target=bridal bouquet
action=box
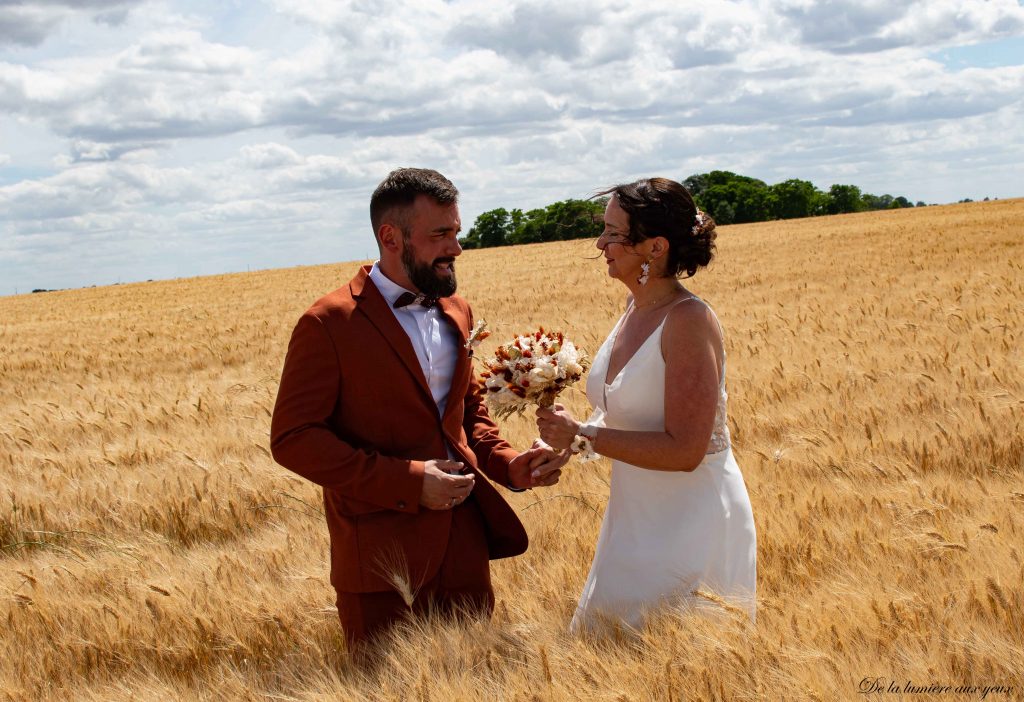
[472,324,590,420]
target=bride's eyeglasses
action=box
[596,229,634,250]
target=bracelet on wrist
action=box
[572,423,600,462]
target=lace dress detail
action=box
[707,364,731,454]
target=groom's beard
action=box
[402,241,457,298]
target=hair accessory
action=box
[692,210,708,235]
[637,260,650,286]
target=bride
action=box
[536,177,756,632]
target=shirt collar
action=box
[368,261,419,309]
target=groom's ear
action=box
[378,222,402,253]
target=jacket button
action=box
[397,500,406,509]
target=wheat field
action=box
[1,200,1022,701]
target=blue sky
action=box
[2,0,1023,295]
[932,35,1024,67]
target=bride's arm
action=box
[537,302,722,472]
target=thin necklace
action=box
[633,286,685,309]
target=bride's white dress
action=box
[571,298,757,632]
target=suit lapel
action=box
[438,296,471,424]
[350,266,434,403]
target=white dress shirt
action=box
[368,261,459,419]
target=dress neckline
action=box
[603,296,697,387]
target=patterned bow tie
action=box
[393,291,438,309]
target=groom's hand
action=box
[508,439,570,489]
[420,459,475,510]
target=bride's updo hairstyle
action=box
[598,177,717,279]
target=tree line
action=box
[459,170,931,249]
[684,171,922,225]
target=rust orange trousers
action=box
[335,496,495,650]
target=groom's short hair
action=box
[370,168,459,239]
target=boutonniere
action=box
[465,319,490,357]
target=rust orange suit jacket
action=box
[270,265,528,594]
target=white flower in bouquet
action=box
[477,327,590,420]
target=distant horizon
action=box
[3,1,1023,297]
[6,196,1018,299]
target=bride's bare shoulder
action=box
[663,297,723,346]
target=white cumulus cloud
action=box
[1,0,1022,294]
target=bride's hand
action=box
[536,403,579,451]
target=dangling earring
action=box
[637,259,651,286]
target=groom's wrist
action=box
[506,472,529,492]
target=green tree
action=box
[477,208,513,248]
[811,190,831,215]
[700,190,736,225]
[701,170,760,190]
[827,184,865,214]
[461,207,526,248]
[683,173,708,201]
[770,179,823,220]
[733,180,773,223]
[504,199,603,246]
[508,209,546,245]
[687,171,771,224]
[458,228,481,249]
[860,192,913,211]
[544,199,605,241]
[704,181,771,223]
[861,193,894,211]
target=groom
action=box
[270,167,567,649]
